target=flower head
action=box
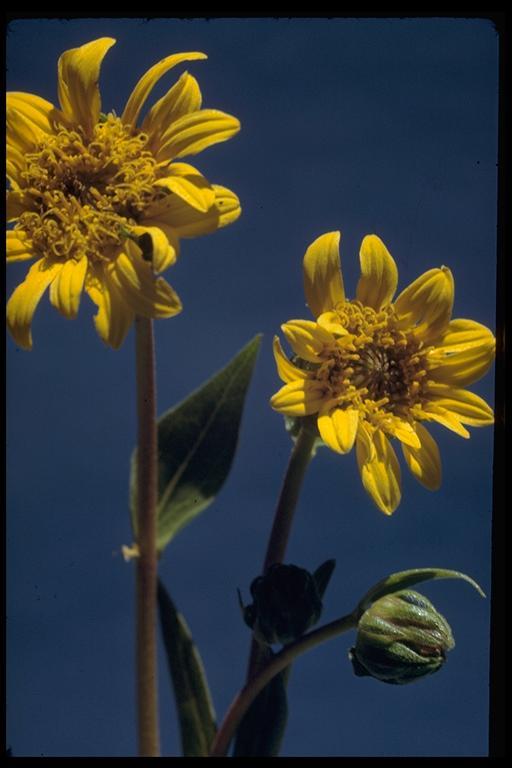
[241,563,324,646]
[349,590,454,685]
[270,232,495,514]
[6,38,241,349]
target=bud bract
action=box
[349,589,455,685]
[243,563,323,646]
[284,413,323,453]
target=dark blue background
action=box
[6,18,497,757]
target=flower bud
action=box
[242,563,323,646]
[349,590,455,685]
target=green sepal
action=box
[157,579,217,757]
[313,558,336,600]
[237,587,257,630]
[284,413,323,454]
[356,567,485,617]
[130,335,261,553]
[242,564,323,646]
[232,647,289,757]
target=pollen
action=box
[313,301,430,421]
[16,115,162,264]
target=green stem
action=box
[210,611,358,757]
[135,317,160,757]
[263,424,317,571]
[246,424,317,681]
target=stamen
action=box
[14,114,167,265]
[308,300,431,426]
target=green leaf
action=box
[131,335,261,553]
[232,647,289,757]
[157,579,217,757]
[356,567,485,616]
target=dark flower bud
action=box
[349,590,455,685]
[242,563,324,646]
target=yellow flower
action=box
[6,38,241,349]
[270,232,495,515]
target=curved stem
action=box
[246,425,317,680]
[135,317,160,757]
[210,611,358,757]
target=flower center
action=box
[315,301,429,418]
[15,115,162,263]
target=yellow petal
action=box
[401,422,442,491]
[6,106,43,153]
[122,52,207,129]
[145,184,240,238]
[419,405,470,438]
[394,266,454,343]
[7,191,29,223]
[58,38,116,135]
[316,311,348,336]
[111,247,182,319]
[281,319,332,362]
[6,230,34,262]
[356,426,401,515]
[142,71,202,144]
[6,257,63,349]
[356,234,398,310]
[213,185,242,230]
[7,91,57,136]
[303,231,345,319]
[425,382,494,426]
[318,407,359,454]
[434,317,496,353]
[85,264,134,349]
[270,379,325,417]
[129,225,178,273]
[156,109,240,162]
[154,163,215,212]
[384,417,421,449]
[272,336,308,383]
[428,343,496,387]
[7,142,27,183]
[136,221,180,273]
[49,255,88,318]
[355,419,376,462]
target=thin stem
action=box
[246,425,317,681]
[135,317,160,757]
[210,611,359,757]
[263,424,317,572]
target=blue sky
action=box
[6,17,498,757]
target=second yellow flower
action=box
[271,232,495,515]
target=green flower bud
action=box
[242,564,323,646]
[349,590,455,685]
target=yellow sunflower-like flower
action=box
[6,38,241,349]
[270,232,495,515]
